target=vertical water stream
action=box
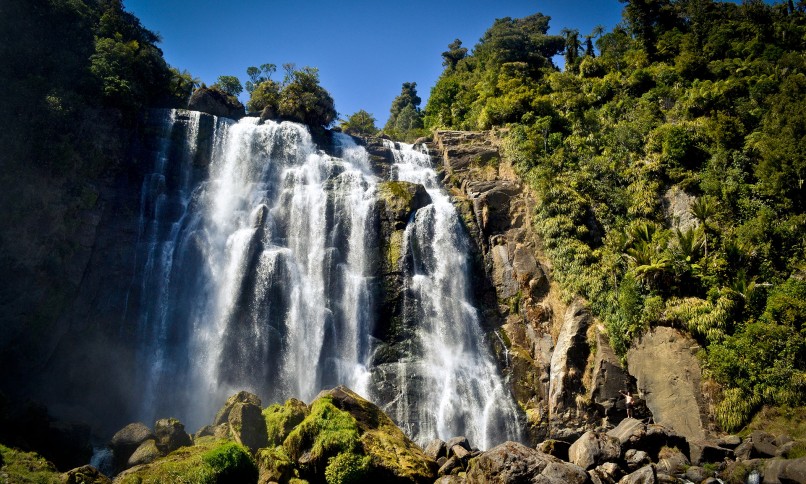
[129,110,521,447]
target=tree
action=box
[385,82,422,132]
[277,66,336,127]
[561,28,581,70]
[690,196,718,258]
[442,39,468,69]
[584,25,605,57]
[339,110,378,136]
[246,79,280,114]
[213,75,243,97]
[245,63,276,93]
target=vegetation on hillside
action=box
[0,0,193,175]
[424,0,806,431]
[244,63,337,127]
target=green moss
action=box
[202,441,257,482]
[116,437,255,484]
[264,398,309,447]
[379,181,415,203]
[283,398,361,465]
[324,452,371,484]
[257,446,295,482]
[0,444,60,484]
[386,230,404,269]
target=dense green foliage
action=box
[212,75,243,97]
[384,82,426,141]
[245,64,337,126]
[339,109,379,136]
[0,444,60,483]
[202,441,258,483]
[0,0,192,173]
[425,0,806,431]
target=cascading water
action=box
[383,140,522,449]
[128,109,521,448]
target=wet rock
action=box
[626,327,707,441]
[434,475,466,484]
[228,401,269,453]
[153,418,192,454]
[127,439,160,467]
[568,430,621,470]
[188,87,244,120]
[61,465,111,484]
[549,300,592,417]
[110,422,154,470]
[425,439,447,460]
[618,464,655,483]
[465,441,587,483]
[377,181,432,228]
[213,391,262,426]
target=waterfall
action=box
[128,109,521,448]
[382,140,522,449]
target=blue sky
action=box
[124,0,626,125]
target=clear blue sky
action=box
[124,0,626,125]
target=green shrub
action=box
[324,452,372,484]
[202,441,258,483]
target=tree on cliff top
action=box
[339,110,378,136]
[384,82,424,140]
[277,65,336,127]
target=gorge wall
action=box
[1,110,713,451]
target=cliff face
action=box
[426,130,712,444]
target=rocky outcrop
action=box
[153,418,192,454]
[430,130,561,442]
[627,327,708,441]
[187,87,245,120]
[568,430,621,470]
[109,422,154,471]
[548,301,592,419]
[589,331,634,421]
[465,441,588,483]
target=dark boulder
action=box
[187,87,244,120]
[213,391,262,426]
[109,422,154,470]
[228,401,268,453]
[61,465,112,484]
[153,418,192,454]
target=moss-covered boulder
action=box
[283,386,436,483]
[214,391,262,426]
[229,401,269,454]
[376,181,431,229]
[62,464,112,484]
[114,437,257,484]
[256,446,295,483]
[154,418,192,454]
[264,398,309,447]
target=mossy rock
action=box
[385,230,405,271]
[256,446,295,483]
[0,443,60,483]
[377,181,431,225]
[115,437,257,484]
[264,398,309,447]
[285,386,437,483]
